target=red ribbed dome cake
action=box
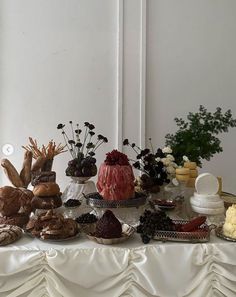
[96,150,135,200]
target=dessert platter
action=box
[86,210,135,245]
[25,209,79,241]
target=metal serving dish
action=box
[85,192,147,208]
[153,220,215,243]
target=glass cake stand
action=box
[85,193,148,227]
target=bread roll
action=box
[1,159,24,188]
[33,182,60,197]
[20,151,33,188]
[31,156,46,172]
[0,186,21,216]
[0,224,22,245]
[0,214,29,228]
[31,195,62,209]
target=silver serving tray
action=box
[215,225,236,242]
[85,192,147,208]
[153,220,214,243]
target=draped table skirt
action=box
[0,234,236,297]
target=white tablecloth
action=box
[0,233,236,297]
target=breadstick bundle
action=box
[1,138,66,188]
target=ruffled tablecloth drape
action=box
[0,235,236,297]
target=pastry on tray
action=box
[94,210,122,239]
[86,210,134,244]
[96,150,135,200]
[26,210,78,240]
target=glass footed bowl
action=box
[70,176,92,184]
[85,192,148,227]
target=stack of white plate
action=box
[190,173,225,215]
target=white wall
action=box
[1,0,236,193]
[146,0,236,193]
[0,0,118,188]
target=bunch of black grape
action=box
[137,210,174,244]
[76,213,98,224]
[65,156,97,177]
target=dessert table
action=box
[1,233,236,297]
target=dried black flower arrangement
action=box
[123,139,176,192]
[57,121,108,177]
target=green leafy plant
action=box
[165,105,236,167]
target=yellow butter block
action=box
[176,174,189,182]
[187,177,196,188]
[189,169,198,178]
[175,168,190,175]
[184,162,197,169]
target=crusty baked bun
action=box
[0,213,29,227]
[33,182,60,197]
[0,224,22,246]
[18,188,34,214]
[31,171,56,186]
[31,195,62,209]
[0,186,21,216]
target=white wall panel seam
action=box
[139,0,147,149]
[116,0,124,151]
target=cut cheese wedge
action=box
[190,196,224,209]
[189,169,198,178]
[191,205,225,215]
[175,168,190,175]
[176,174,189,182]
[187,178,196,188]
[184,162,197,169]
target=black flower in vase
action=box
[57,121,108,177]
[123,138,175,193]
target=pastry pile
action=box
[95,210,122,239]
[26,210,78,240]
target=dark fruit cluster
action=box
[137,210,174,244]
[66,155,97,177]
[76,213,98,224]
[86,192,103,200]
[64,199,81,208]
[105,150,130,166]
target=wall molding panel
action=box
[116,0,147,152]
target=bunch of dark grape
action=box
[76,213,98,224]
[86,192,103,200]
[64,199,81,208]
[137,210,174,244]
[65,156,97,177]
